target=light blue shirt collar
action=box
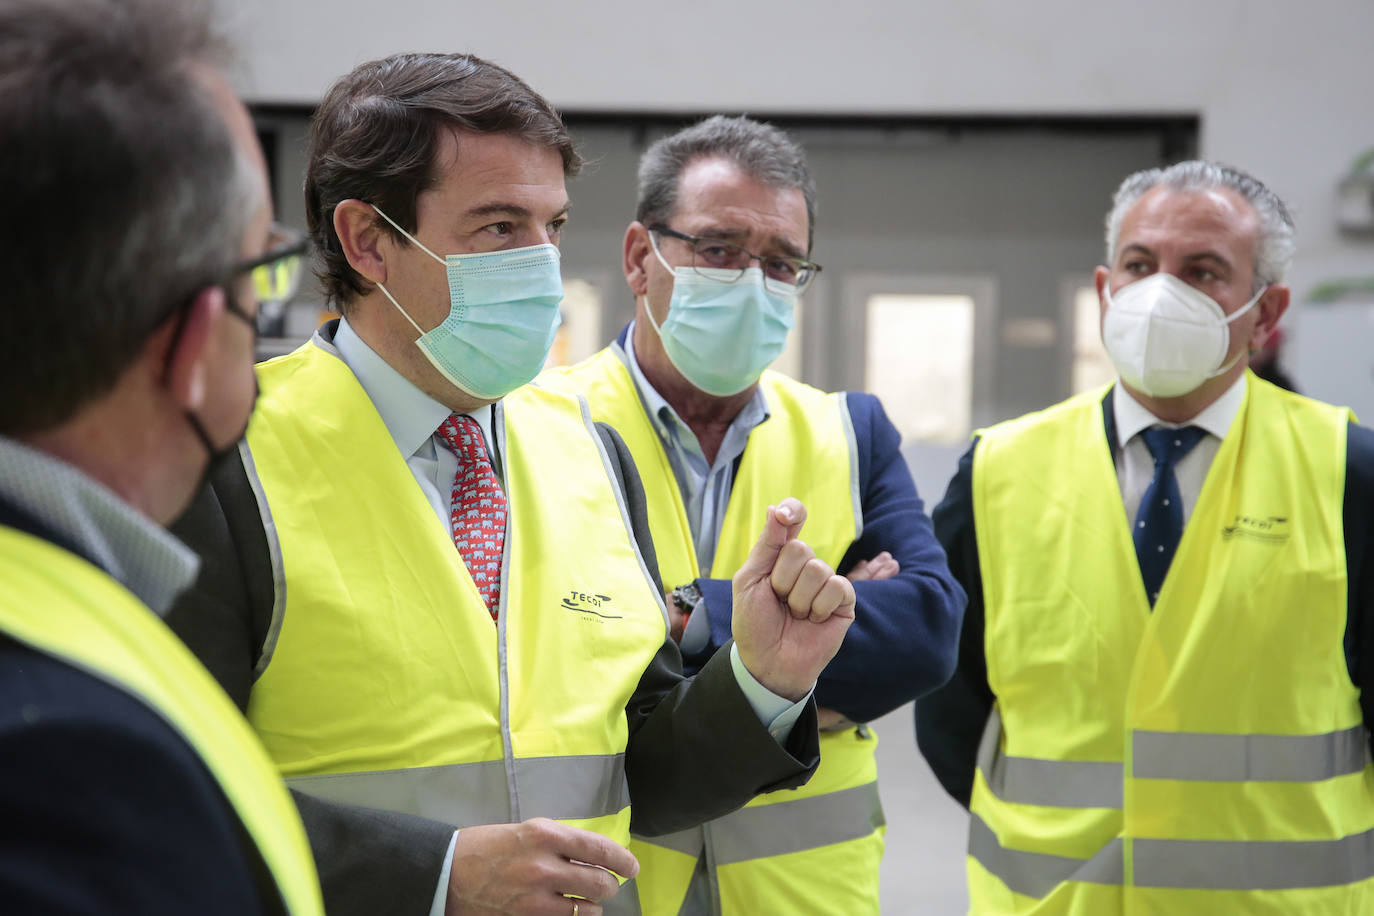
[0,435,198,615]
[332,317,494,458]
[622,321,770,453]
[622,321,770,574]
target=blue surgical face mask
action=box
[372,206,563,400]
[643,233,797,397]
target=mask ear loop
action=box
[640,229,679,340]
[647,229,677,274]
[375,281,426,336]
[371,205,446,265]
[369,204,445,336]
[1208,285,1268,378]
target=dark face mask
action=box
[181,292,259,490]
[183,375,258,487]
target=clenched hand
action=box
[447,818,638,916]
[730,498,856,702]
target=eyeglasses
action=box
[231,223,309,309]
[649,224,821,294]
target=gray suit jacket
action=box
[168,419,819,916]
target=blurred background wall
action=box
[218,2,1374,909]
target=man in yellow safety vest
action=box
[918,160,1374,914]
[0,1,322,912]
[541,115,966,915]
[169,54,856,916]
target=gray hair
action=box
[636,115,817,250]
[0,0,257,434]
[1105,160,1295,291]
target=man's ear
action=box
[334,199,390,285]
[623,221,652,297]
[1094,266,1111,317]
[1249,284,1291,353]
[161,286,223,412]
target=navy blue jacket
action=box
[642,346,966,722]
[0,499,284,915]
[915,390,1374,807]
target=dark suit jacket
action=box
[915,388,1374,807]
[0,500,285,915]
[681,389,966,722]
[608,322,966,722]
[168,410,821,916]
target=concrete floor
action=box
[874,703,970,915]
[865,445,972,914]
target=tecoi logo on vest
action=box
[560,590,624,620]
[1221,514,1291,544]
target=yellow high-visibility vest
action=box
[0,527,323,915]
[968,374,1374,914]
[240,337,669,860]
[542,346,884,915]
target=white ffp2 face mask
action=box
[1102,272,1264,398]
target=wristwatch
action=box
[670,582,703,617]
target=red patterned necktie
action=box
[435,415,507,618]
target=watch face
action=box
[674,584,702,612]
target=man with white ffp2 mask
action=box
[166,57,859,916]
[918,160,1374,913]
[540,115,965,916]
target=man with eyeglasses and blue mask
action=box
[917,161,1374,913]
[168,55,856,916]
[0,0,322,913]
[541,115,966,916]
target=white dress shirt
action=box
[1113,375,1247,527]
[330,319,808,913]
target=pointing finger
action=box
[734,499,808,585]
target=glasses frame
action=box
[229,224,309,307]
[648,224,821,293]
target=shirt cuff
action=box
[729,642,812,743]
[429,830,459,916]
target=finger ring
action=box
[572,902,579,916]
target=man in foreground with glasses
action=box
[0,0,322,912]
[168,55,859,916]
[541,115,966,915]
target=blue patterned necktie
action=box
[1134,426,1207,605]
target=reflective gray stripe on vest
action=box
[1133,726,1371,783]
[977,710,1371,809]
[1134,829,1374,890]
[972,815,1374,896]
[637,825,705,858]
[968,814,1123,898]
[636,781,884,868]
[976,709,1123,809]
[287,753,628,829]
[602,877,641,916]
[837,394,864,542]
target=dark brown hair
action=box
[305,52,581,313]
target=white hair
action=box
[1104,161,1295,291]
